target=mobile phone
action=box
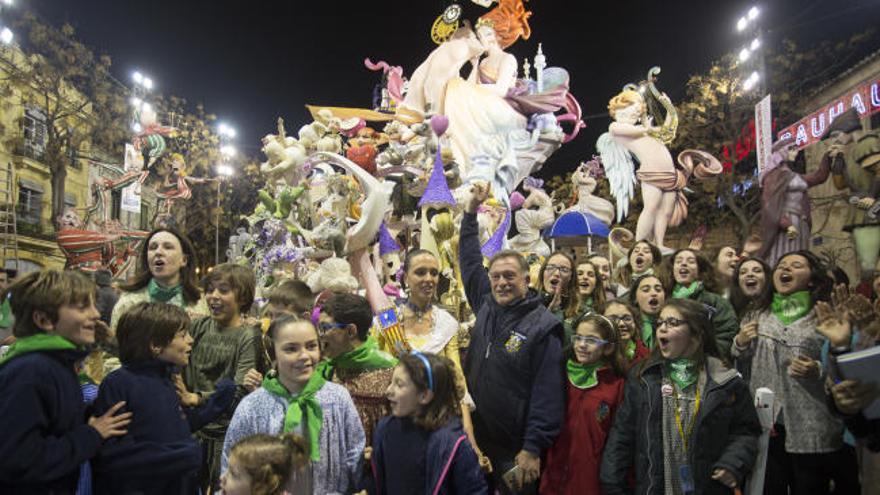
[502,465,522,490]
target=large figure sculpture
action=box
[826,109,880,286]
[757,135,831,267]
[599,69,720,252]
[564,159,615,225]
[508,177,554,256]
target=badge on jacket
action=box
[596,401,610,423]
[504,331,527,354]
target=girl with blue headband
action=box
[371,352,488,494]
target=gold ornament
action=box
[431,4,462,44]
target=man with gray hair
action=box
[460,182,564,494]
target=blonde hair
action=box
[607,90,645,119]
[229,433,309,495]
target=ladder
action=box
[0,163,19,272]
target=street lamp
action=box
[739,48,751,62]
[218,123,236,139]
[750,38,760,50]
[220,145,236,158]
[0,27,11,44]
[736,17,748,32]
[743,71,760,91]
[748,6,760,20]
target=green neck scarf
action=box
[316,336,397,380]
[641,315,655,350]
[262,372,326,461]
[579,296,595,313]
[771,290,813,325]
[667,357,698,390]
[631,267,654,282]
[0,334,77,367]
[624,339,637,360]
[567,359,604,389]
[148,278,183,304]
[672,281,702,300]
[0,299,12,329]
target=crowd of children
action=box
[0,222,878,495]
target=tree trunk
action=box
[50,163,67,232]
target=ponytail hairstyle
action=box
[229,433,309,495]
[398,352,461,430]
[568,312,627,378]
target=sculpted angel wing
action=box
[596,132,636,223]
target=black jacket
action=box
[92,360,234,494]
[459,212,565,460]
[0,349,104,495]
[600,357,761,495]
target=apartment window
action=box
[17,180,44,224]
[111,189,122,220]
[22,107,47,159]
[140,202,151,230]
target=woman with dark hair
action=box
[574,259,607,317]
[629,274,666,351]
[601,298,760,494]
[110,227,207,334]
[613,240,662,293]
[712,245,739,298]
[731,250,859,494]
[537,251,580,322]
[665,248,739,360]
[729,257,773,319]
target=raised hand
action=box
[466,181,491,214]
[815,300,852,347]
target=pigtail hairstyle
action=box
[229,433,309,495]
[399,352,461,430]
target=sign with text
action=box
[755,95,772,174]
[778,75,880,149]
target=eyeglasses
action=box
[545,265,572,275]
[317,322,348,336]
[655,317,686,329]
[572,335,608,347]
[606,314,634,324]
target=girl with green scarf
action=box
[542,313,627,493]
[730,251,855,494]
[221,317,364,495]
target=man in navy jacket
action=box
[459,182,565,494]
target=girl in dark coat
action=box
[541,314,626,494]
[92,302,233,495]
[371,352,487,495]
[601,298,761,495]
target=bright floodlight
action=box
[736,17,748,32]
[132,123,143,133]
[218,123,236,138]
[1,0,13,6]
[132,71,143,84]
[141,102,152,113]
[739,48,750,62]
[0,27,12,45]
[220,145,236,157]
[142,77,153,90]
[749,71,760,82]
[217,164,234,177]
[130,96,142,107]
[748,6,760,20]
[751,38,760,50]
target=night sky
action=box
[25,0,880,179]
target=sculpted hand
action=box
[89,401,133,439]
[785,225,799,239]
[857,197,876,210]
[831,379,879,415]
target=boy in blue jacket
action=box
[92,302,234,494]
[0,270,132,494]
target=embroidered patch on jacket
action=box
[596,401,610,423]
[504,331,527,354]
